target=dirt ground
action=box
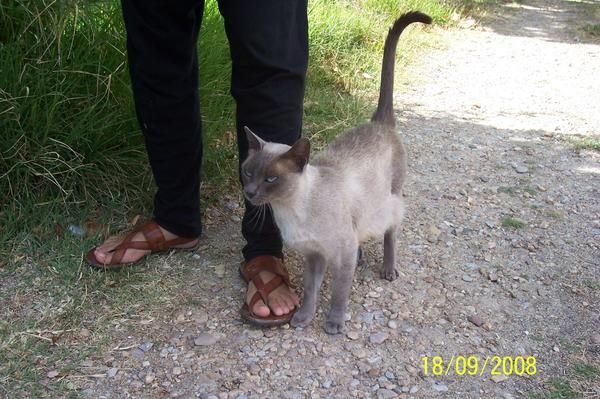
[76,0,599,397]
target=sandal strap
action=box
[242,255,291,286]
[109,220,196,264]
[242,255,296,317]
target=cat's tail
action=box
[371,11,432,126]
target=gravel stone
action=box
[106,368,118,378]
[194,333,218,346]
[376,388,397,399]
[432,382,448,392]
[144,373,155,384]
[369,332,389,344]
[467,315,484,327]
[512,163,529,174]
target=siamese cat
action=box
[241,12,432,334]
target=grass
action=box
[573,136,600,152]
[0,0,453,396]
[501,216,527,229]
[583,24,600,37]
[546,210,562,219]
[498,186,517,195]
[530,363,599,399]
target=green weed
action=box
[572,363,599,380]
[574,137,600,152]
[583,24,600,37]
[545,210,562,219]
[501,216,527,229]
[498,186,517,195]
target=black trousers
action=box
[121,0,308,260]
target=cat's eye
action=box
[265,176,278,183]
[243,169,252,178]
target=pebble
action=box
[224,201,239,211]
[139,342,153,352]
[47,370,59,378]
[410,386,419,394]
[591,334,600,345]
[246,329,264,339]
[387,320,398,329]
[467,315,484,327]
[106,367,119,378]
[491,374,508,383]
[353,349,368,359]
[321,379,333,389]
[144,373,155,384]
[462,274,474,282]
[377,388,397,399]
[214,264,225,278]
[79,328,91,338]
[347,331,360,340]
[67,224,85,236]
[489,270,499,282]
[192,309,209,323]
[432,382,448,392]
[464,263,479,270]
[405,365,418,375]
[172,367,183,376]
[362,312,375,323]
[194,333,218,346]
[369,332,390,344]
[130,348,145,359]
[512,163,529,174]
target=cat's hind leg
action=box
[382,226,399,281]
[357,246,366,268]
[291,253,326,328]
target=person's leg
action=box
[218,0,308,318]
[92,0,204,265]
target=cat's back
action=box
[312,122,401,167]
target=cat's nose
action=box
[244,184,258,199]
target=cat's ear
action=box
[282,137,310,172]
[244,126,266,153]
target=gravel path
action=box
[80,0,599,397]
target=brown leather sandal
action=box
[239,255,297,326]
[85,220,200,270]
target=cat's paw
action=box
[324,319,345,334]
[381,267,399,281]
[290,307,315,328]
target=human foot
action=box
[86,220,199,269]
[245,270,299,317]
[239,255,299,326]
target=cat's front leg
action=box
[291,253,326,328]
[325,248,358,334]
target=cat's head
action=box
[241,126,310,206]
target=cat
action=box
[240,11,432,334]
